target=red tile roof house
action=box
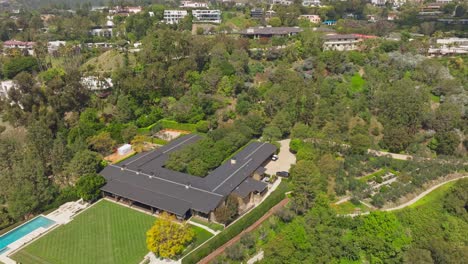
[3,40,36,55]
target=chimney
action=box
[231,157,237,165]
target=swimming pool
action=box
[0,216,55,252]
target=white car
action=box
[271,155,279,161]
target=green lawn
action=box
[12,200,213,264]
[190,217,224,232]
[332,201,372,215]
[408,181,456,209]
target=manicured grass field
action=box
[12,200,213,264]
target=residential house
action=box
[192,10,222,24]
[302,0,321,6]
[100,134,276,220]
[81,76,113,91]
[2,40,36,55]
[47,41,66,54]
[110,6,142,16]
[90,26,113,38]
[164,10,189,24]
[180,1,208,8]
[300,15,321,24]
[323,34,377,51]
[272,0,293,5]
[240,26,303,39]
[428,38,468,56]
[250,8,264,20]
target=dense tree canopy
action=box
[146,212,195,259]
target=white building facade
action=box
[164,10,189,24]
[180,1,208,8]
[192,10,221,24]
[302,0,321,7]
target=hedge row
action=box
[138,119,198,134]
[181,181,290,264]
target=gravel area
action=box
[265,139,296,176]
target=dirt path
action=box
[198,198,290,264]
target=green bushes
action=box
[182,181,290,264]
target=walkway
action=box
[344,174,467,217]
[367,149,413,161]
[247,250,264,264]
[186,220,219,235]
[198,198,290,264]
[383,175,467,212]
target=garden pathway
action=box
[344,174,467,217]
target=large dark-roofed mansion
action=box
[100,134,277,220]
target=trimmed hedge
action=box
[181,181,290,264]
[138,119,198,134]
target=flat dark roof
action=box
[240,27,303,36]
[100,134,276,216]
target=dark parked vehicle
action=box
[276,171,289,177]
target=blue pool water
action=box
[0,216,55,252]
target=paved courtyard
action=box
[265,139,296,176]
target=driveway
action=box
[265,139,296,176]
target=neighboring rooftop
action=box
[240,26,303,36]
[100,134,276,216]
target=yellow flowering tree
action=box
[146,212,195,259]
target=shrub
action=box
[225,243,245,261]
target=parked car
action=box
[276,171,289,177]
[271,154,279,161]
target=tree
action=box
[131,135,149,153]
[3,56,38,78]
[66,150,102,182]
[121,125,138,143]
[214,195,239,224]
[289,138,303,153]
[349,133,371,154]
[290,160,324,214]
[443,179,468,221]
[75,173,106,202]
[434,131,460,155]
[269,17,282,27]
[226,243,245,260]
[262,126,282,142]
[87,131,116,155]
[356,212,411,262]
[146,212,195,259]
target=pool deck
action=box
[0,200,89,263]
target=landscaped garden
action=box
[11,200,213,264]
